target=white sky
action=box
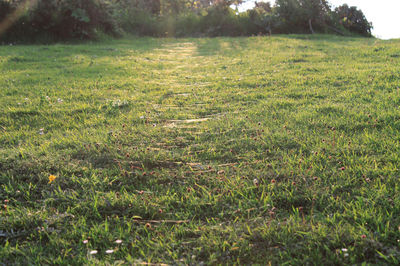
[239,0,400,39]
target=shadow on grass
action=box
[194,37,250,56]
[281,34,370,42]
[0,37,167,70]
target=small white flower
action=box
[105,249,114,254]
[82,240,88,244]
[344,253,349,257]
[39,128,44,135]
[140,116,145,119]
[253,178,259,186]
[57,98,63,103]
[89,250,98,255]
[115,239,123,244]
[341,248,348,252]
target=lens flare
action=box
[0,0,39,37]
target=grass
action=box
[1,34,400,264]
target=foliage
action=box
[114,2,160,36]
[299,0,331,32]
[274,0,304,32]
[333,4,373,37]
[275,0,342,34]
[114,1,259,37]
[0,0,120,43]
[0,0,374,42]
[1,35,400,264]
[0,0,11,20]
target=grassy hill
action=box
[1,35,400,264]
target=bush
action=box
[175,13,202,37]
[195,5,250,37]
[0,0,120,43]
[247,3,277,35]
[116,6,159,36]
[333,4,372,37]
[0,0,374,43]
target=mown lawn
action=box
[1,35,400,264]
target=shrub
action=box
[333,4,372,37]
[175,13,202,37]
[0,0,120,43]
[116,6,159,36]
[0,0,374,42]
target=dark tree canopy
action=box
[0,0,373,43]
[334,4,372,36]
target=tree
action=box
[255,1,272,13]
[334,4,372,36]
[299,0,331,33]
[275,0,332,33]
[117,0,161,15]
[275,0,303,32]
[160,0,188,15]
[249,1,275,35]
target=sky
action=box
[238,0,400,39]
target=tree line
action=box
[0,0,373,43]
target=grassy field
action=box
[1,35,400,264]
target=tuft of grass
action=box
[1,35,400,264]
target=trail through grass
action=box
[1,35,400,264]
